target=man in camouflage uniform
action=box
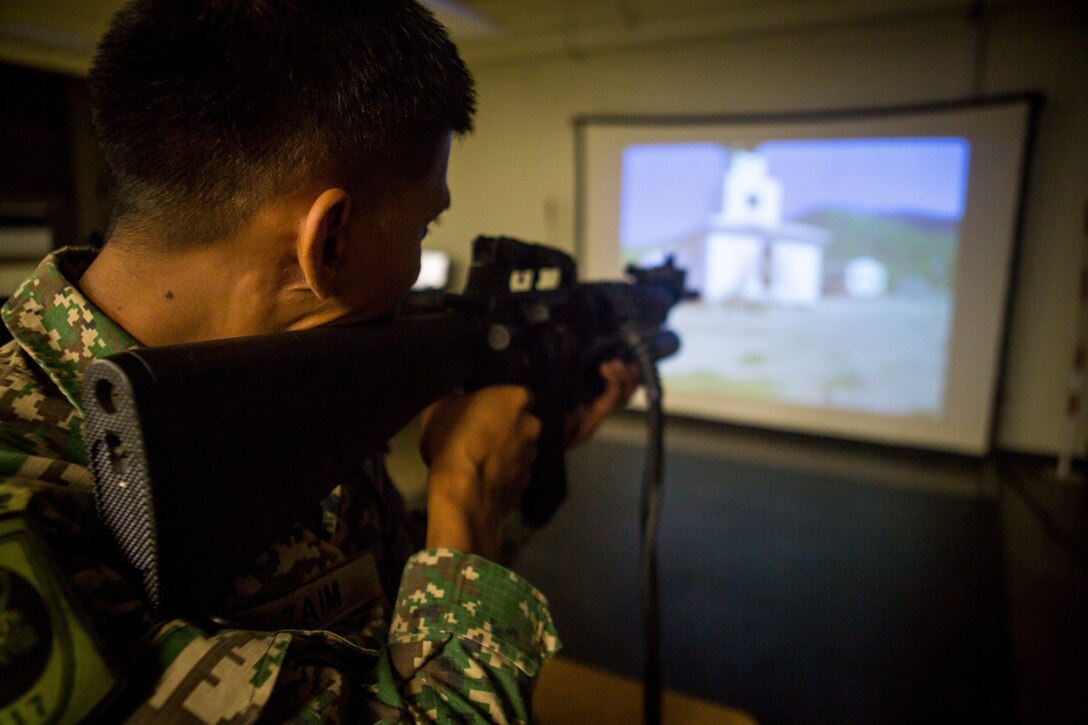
[0,1,636,722]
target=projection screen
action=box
[577,96,1038,455]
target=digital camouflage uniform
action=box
[0,249,558,723]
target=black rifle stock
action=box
[83,310,483,616]
[82,236,691,617]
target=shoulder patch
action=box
[0,514,118,723]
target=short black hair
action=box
[88,0,476,247]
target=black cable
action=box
[626,325,666,725]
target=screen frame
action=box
[574,94,1042,456]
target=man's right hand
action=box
[419,386,541,560]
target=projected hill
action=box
[811,210,959,294]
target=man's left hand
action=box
[566,360,641,448]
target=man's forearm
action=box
[425,479,505,560]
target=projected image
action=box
[619,138,970,417]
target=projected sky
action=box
[620,137,970,248]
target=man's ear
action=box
[298,188,351,300]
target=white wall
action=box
[427,1,1087,456]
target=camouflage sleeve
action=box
[374,548,560,723]
[127,549,559,724]
[4,481,559,724]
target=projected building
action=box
[672,151,829,306]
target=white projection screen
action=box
[577,96,1038,455]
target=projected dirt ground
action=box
[660,295,951,416]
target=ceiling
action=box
[0,0,1047,75]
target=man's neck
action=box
[78,229,299,346]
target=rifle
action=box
[82,236,692,617]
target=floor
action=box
[996,454,1087,724]
[504,414,1087,724]
[534,656,757,724]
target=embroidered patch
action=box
[0,516,117,723]
[218,553,383,631]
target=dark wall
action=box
[0,62,110,250]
